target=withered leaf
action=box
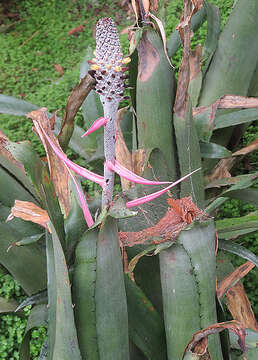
[27,108,71,217]
[233,139,258,156]
[7,200,49,229]
[217,261,255,300]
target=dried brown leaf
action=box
[68,24,84,36]
[119,197,208,247]
[189,44,202,81]
[137,31,160,82]
[132,148,146,176]
[174,0,203,117]
[217,261,255,300]
[226,282,258,331]
[206,158,236,183]
[193,95,258,117]
[115,107,133,191]
[233,138,258,156]
[7,200,49,229]
[27,108,71,217]
[184,320,247,358]
[53,64,63,76]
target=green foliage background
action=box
[0,0,257,358]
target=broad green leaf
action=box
[225,188,258,207]
[46,225,82,360]
[214,108,258,130]
[15,290,48,312]
[4,139,44,200]
[19,304,48,360]
[0,297,19,314]
[174,99,204,208]
[0,166,36,207]
[0,222,47,295]
[219,239,258,267]
[216,212,258,240]
[72,229,99,359]
[198,0,258,148]
[202,0,221,73]
[200,141,232,158]
[160,220,223,360]
[124,274,167,360]
[0,94,96,161]
[95,217,129,360]
[136,27,177,180]
[167,6,206,58]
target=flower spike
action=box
[106,160,172,186]
[126,168,201,208]
[38,123,105,187]
[81,117,109,137]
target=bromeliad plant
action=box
[0,1,258,359]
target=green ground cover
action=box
[0,0,257,358]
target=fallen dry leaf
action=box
[206,157,236,183]
[53,64,63,76]
[7,200,49,229]
[68,24,84,36]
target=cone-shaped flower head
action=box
[90,18,129,103]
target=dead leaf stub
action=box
[119,197,208,247]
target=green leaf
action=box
[124,274,167,360]
[0,222,47,295]
[0,297,19,314]
[198,0,258,148]
[0,94,96,162]
[95,217,129,360]
[80,46,104,129]
[136,27,177,180]
[200,141,232,158]
[15,290,48,312]
[225,188,258,207]
[216,212,258,239]
[0,165,36,208]
[218,239,258,267]
[214,108,258,130]
[72,229,99,360]
[174,99,204,208]
[202,0,221,73]
[46,225,82,360]
[160,220,223,360]
[19,304,48,360]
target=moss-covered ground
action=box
[0,0,257,358]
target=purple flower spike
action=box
[106,160,172,186]
[38,123,105,187]
[81,117,109,137]
[126,168,201,208]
